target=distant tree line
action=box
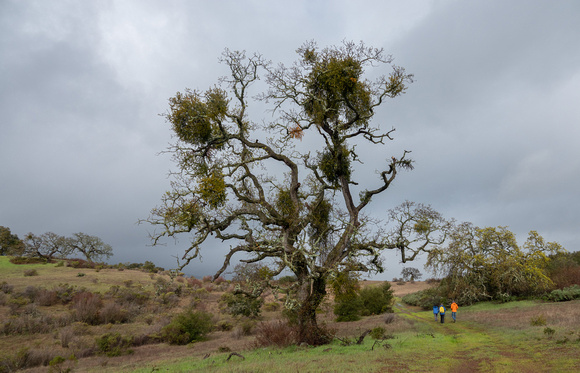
[0,226,113,263]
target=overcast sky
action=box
[1,0,579,280]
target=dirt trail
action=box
[393,302,552,372]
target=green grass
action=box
[106,299,580,372]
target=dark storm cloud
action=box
[1,0,579,279]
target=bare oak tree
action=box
[145,41,447,344]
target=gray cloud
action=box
[1,0,578,280]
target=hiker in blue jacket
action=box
[433,304,439,321]
[439,304,446,323]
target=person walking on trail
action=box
[433,304,439,321]
[439,304,446,323]
[450,301,458,323]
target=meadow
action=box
[0,257,578,372]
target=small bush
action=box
[370,326,386,340]
[59,326,75,348]
[384,313,396,324]
[1,281,14,294]
[48,355,77,373]
[530,314,547,326]
[402,287,443,309]
[115,287,150,306]
[359,282,395,315]
[100,302,129,324]
[95,332,134,357]
[546,285,580,302]
[187,277,203,289]
[221,292,264,318]
[160,308,213,345]
[23,285,39,301]
[333,297,362,322]
[544,327,556,337]
[254,321,298,348]
[10,256,46,264]
[24,269,38,277]
[72,292,103,325]
[36,289,59,306]
[217,320,233,331]
[331,272,362,322]
[53,283,78,304]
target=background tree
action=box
[24,232,72,261]
[67,233,113,262]
[145,41,448,344]
[401,267,422,282]
[426,223,565,304]
[0,226,25,256]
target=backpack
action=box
[439,306,445,314]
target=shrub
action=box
[384,313,396,324]
[24,269,38,277]
[331,272,362,322]
[158,292,180,307]
[23,285,39,301]
[59,326,75,348]
[530,314,547,326]
[48,355,77,373]
[95,332,134,357]
[544,327,556,337]
[115,287,150,306]
[402,287,444,309]
[8,295,29,314]
[217,320,233,331]
[546,285,580,302]
[1,313,54,335]
[99,302,129,324]
[550,265,580,289]
[214,276,227,285]
[370,326,386,340]
[160,308,213,345]
[10,256,46,264]
[359,282,395,315]
[36,289,59,306]
[254,321,298,348]
[71,292,103,325]
[220,292,263,318]
[67,259,95,269]
[53,283,78,304]
[187,277,203,289]
[1,281,14,294]
[333,296,362,321]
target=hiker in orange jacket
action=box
[450,300,458,322]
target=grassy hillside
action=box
[1,257,579,372]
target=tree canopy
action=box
[146,41,448,344]
[0,226,24,256]
[426,223,565,304]
[20,231,113,263]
